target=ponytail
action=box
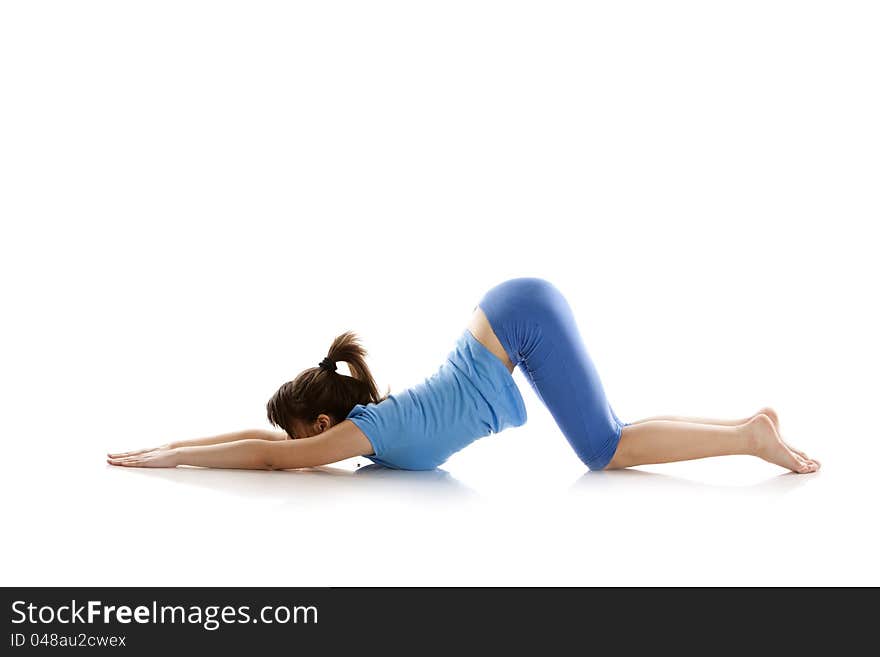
[325,331,383,404]
[266,331,386,437]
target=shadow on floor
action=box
[573,467,817,496]
[107,461,817,504]
[108,462,476,502]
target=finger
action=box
[125,447,156,456]
[108,458,137,467]
[109,456,143,466]
[108,448,155,458]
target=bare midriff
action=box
[466,307,515,373]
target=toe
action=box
[784,446,809,473]
[789,447,822,468]
[795,455,820,474]
[789,446,820,469]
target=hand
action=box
[107,447,179,468]
[107,443,172,460]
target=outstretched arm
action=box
[107,420,373,470]
[108,428,289,460]
[171,428,290,448]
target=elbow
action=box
[261,443,298,471]
[258,439,325,471]
[246,442,279,470]
[260,453,279,470]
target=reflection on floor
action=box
[3,439,875,587]
[573,467,813,496]
[118,463,476,502]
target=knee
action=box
[505,277,566,311]
[601,428,630,470]
[513,277,559,296]
[588,425,628,470]
[602,449,628,470]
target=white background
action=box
[1,1,877,586]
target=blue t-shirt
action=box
[346,330,527,470]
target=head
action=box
[266,331,385,439]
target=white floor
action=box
[4,411,876,587]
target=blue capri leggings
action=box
[477,277,626,470]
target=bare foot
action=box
[753,407,821,469]
[756,406,779,429]
[748,414,818,474]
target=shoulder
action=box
[346,395,396,419]
[264,419,375,468]
[326,419,375,459]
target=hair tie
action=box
[318,357,337,373]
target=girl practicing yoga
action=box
[108,278,820,474]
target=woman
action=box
[108,278,819,474]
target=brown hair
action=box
[266,331,385,437]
